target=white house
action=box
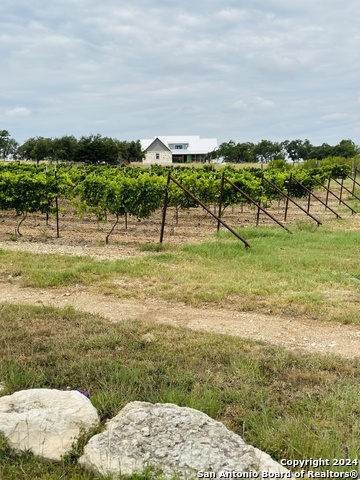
[140,136,218,164]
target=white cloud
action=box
[5,107,31,117]
[216,8,248,22]
[320,113,350,122]
[254,96,275,109]
[233,100,249,110]
[233,96,275,110]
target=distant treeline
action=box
[0,130,359,165]
[0,131,143,164]
[213,139,359,164]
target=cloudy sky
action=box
[1,0,359,147]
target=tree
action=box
[234,142,255,163]
[6,138,19,159]
[117,140,144,163]
[0,130,10,158]
[216,141,255,163]
[17,137,37,160]
[74,134,119,165]
[253,140,283,164]
[309,143,334,160]
[52,136,78,163]
[282,139,313,163]
[0,130,18,159]
[334,139,359,158]
[17,137,53,164]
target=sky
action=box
[1,0,359,147]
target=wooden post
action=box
[284,174,292,221]
[352,169,357,195]
[160,171,171,243]
[53,164,60,238]
[45,165,49,226]
[325,176,330,209]
[339,177,344,205]
[256,200,261,226]
[217,171,225,232]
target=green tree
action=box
[253,140,283,164]
[18,137,53,165]
[0,130,19,159]
[216,141,255,163]
[6,138,19,159]
[309,143,334,160]
[0,130,10,158]
[17,137,37,160]
[282,139,312,163]
[74,134,119,165]
[334,139,359,158]
[52,136,78,163]
[117,140,144,164]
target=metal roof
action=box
[141,135,217,154]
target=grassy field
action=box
[1,217,359,324]
[0,304,359,479]
[0,216,359,479]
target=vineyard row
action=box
[0,163,357,244]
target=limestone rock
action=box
[0,388,99,461]
[79,401,289,479]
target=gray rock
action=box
[79,401,289,479]
[0,388,99,461]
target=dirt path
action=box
[1,210,360,362]
[1,281,359,360]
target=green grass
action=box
[1,218,359,323]
[0,304,359,479]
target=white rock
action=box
[0,388,99,461]
[79,401,289,479]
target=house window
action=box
[175,145,183,149]
[156,153,160,160]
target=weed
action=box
[294,220,319,232]
[0,304,359,478]
[138,243,170,253]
